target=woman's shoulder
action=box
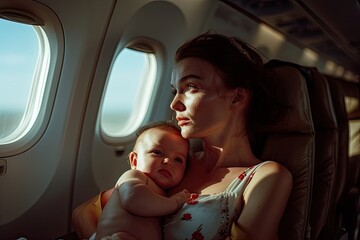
[253,161,292,183]
[229,160,290,175]
[243,160,293,201]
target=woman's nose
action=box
[170,94,185,111]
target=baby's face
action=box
[133,128,188,189]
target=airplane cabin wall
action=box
[0,0,117,239]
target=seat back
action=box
[266,60,339,239]
[261,63,315,240]
[325,75,354,235]
[306,68,338,239]
[326,76,350,219]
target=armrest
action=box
[56,231,80,240]
[318,226,348,240]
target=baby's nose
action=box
[163,157,172,165]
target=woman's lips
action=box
[176,117,190,127]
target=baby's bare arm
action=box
[169,190,191,209]
[118,179,190,216]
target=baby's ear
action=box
[129,151,138,169]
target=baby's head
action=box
[129,121,189,189]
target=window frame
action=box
[98,40,163,145]
[0,24,49,144]
[0,5,64,157]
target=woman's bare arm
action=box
[72,188,114,239]
[235,161,293,240]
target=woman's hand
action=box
[72,189,114,239]
[72,195,101,239]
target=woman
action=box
[72,33,292,240]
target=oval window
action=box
[100,47,157,141]
[0,19,50,144]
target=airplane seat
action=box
[305,68,344,240]
[324,76,349,227]
[265,60,343,240]
[259,63,315,240]
[326,75,360,240]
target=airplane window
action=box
[345,96,360,157]
[100,47,157,140]
[0,19,50,144]
[349,120,360,157]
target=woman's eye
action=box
[152,150,163,156]
[185,84,198,91]
[171,87,177,95]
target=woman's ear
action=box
[231,87,252,110]
[129,151,138,169]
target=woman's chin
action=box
[180,129,193,139]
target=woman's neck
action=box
[200,132,259,172]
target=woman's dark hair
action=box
[175,32,280,155]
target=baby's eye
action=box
[174,157,184,164]
[171,87,177,95]
[152,150,163,156]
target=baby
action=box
[93,121,190,240]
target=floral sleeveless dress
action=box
[163,161,270,240]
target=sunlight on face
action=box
[170,58,235,139]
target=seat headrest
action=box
[259,65,314,134]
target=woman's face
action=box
[170,57,235,139]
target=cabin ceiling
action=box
[224,0,360,76]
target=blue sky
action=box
[0,18,145,113]
[0,18,38,111]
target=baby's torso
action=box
[164,161,269,240]
[96,184,163,240]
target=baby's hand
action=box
[100,232,139,240]
[170,189,191,210]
